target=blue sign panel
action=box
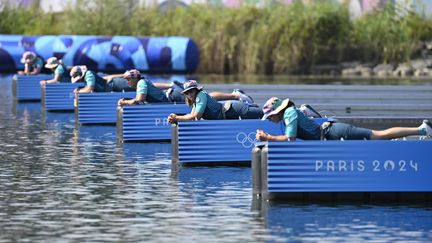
[13,74,52,101]
[267,140,432,192]
[177,120,285,163]
[121,104,191,141]
[45,83,83,111]
[77,92,136,124]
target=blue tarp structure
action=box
[0,35,199,73]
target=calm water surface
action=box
[1,75,432,242]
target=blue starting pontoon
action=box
[42,83,83,111]
[117,104,191,142]
[75,92,135,125]
[12,74,52,101]
[252,140,432,203]
[172,118,329,165]
[172,120,285,165]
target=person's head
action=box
[181,80,202,106]
[44,57,61,70]
[122,69,141,87]
[262,97,294,123]
[70,65,88,83]
[20,51,36,64]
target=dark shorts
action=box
[224,101,263,119]
[325,123,372,140]
[107,78,135,92]
[59,76,71,83]
[167,81,185,103]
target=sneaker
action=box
[419,119,432,137]
[232,89,254,104]
[166,87,173,95]
[299,104,322,118]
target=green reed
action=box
[0,1,430,74]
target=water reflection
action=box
[170,166,281,242]
[253,199,432,241]
[1,75,432,242]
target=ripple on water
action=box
[0,76,432,242]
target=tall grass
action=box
[0,1,431,74]
[349,4,413,64]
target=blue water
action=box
[1,75,432,242]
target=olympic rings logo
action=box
[383,160,395,171]
[236,132,258,148]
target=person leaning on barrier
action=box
[40,57,71,86]
[18,51,44,75]
[167,80,263,123]
[70,65,108,93]
[70,65,133,94]
[101,73,135,92]
[117,69,185,106]
[256,97,432,142]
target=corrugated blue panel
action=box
[13,74,52,101]
[267,140,432,192]
[45,83,83,111]
[122,104,191,141]
[177,120,285,163]
[77,92,136,124]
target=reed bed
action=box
[0,0,430,74]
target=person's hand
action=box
[23,63,30,74]
[167,113,177,124]
[256,130,268,141]
[40,80,47,86]
[118,98,125,106]
[73,88,79,94]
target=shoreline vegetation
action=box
[1,0,432,76]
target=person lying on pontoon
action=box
[117,70,255,106]
[117,69,185,106]
[40,57,70,86]
[167,80,262,123]
[18,51,44,75]
[256,97,432,141]
[70,65,132,94]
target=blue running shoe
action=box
[419,119,432,137]
[299,104,322,118]
[232,89,254,105]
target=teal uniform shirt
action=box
[83,70,107,92]
[284,107,321,140]
[29,57,43,72]
[136,78,169,103]
[193,91,224,120]
[53,64,70,83]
